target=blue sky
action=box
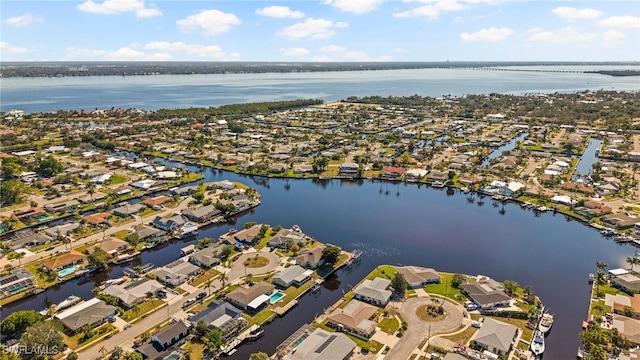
[1,0,639,61]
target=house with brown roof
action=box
[296,246,325,269]
[41,250,86,273]
[84,212,110,226]
[613,294,640,319]
[232,224,262,245]
[93,237,130,256]
[396,266,440,288]
[382,166,405,179]
[326,300,378,340]
[225,281,275,312]
[461,281,511,310]
[143,195,172,209]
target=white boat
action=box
[530,331,545,356]
[538,313,554,334]
[56,295,82,311]
[178,222,199,238]
[292,224,302,233]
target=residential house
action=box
[210,180,235,191]
[152,215,186,232]
[382,166,405,179]
[611,314,640,345]
[232,224,262,245]
[129,225,166,243]
[326,300,378,340]
[181,205,222,223]
[45,200,80,213]
[339,162,359,177]
[294,164,314,174]
[153,259,200,287]
[137,321,190,360]
[461,281,511,310]
[296,246,325,269]
[273,265,314,288]
[281,328,356,360]
[189,244,225,269]
[612,273,640,294]
[613,294,640,319]
[353,277,392,307]
[396,266,440,288]
[405,168,428,181]
[93,237,130,257]
[41,250,86,273]
[84,212,110,227]
[0,269,37,299]
[103,278,165,308]
[189,301,244,335]
[603,213,640,230]
[473,318,519,356]
[143,195,172,209]
[11,208,47,223]
[113,203,145,218]
[43,223,79,238]
[267,229,306,249]
[225,281,275,312]
[130,179,157,190]
[6,229,51,250]
[56,298,116,333]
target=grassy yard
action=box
[242,310,276,328]
[366,265,397,280]
[378,317,400,334]
[121,300,165,322]
[441,325,477,345]
[423,273,465,303]
[112,230,130,241]
[107,174,129,185]
[253,230,273,250]
[65,323,116,350]
[486,316,533,342]
[191,269,220,287]
[243,255,270,268]
[183,341,205,360]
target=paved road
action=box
[385,296,464,360]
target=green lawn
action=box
[112,230,130,241]
[423,273,465,303]
[191,269,220,287]
[107,174,128,185]
[65,323,116,350]
[378,317,400,334]
[121,300,165,322]
[253,230,273,250]
[441,325,477,345]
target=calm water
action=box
[2,66,640,113]
[3,163,634,359]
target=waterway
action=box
[3,161,635,359]
[482,132,529,165]
[574,139,603,177]
[2,66,639,113]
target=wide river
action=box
[1,65,639,113]
[1,66,639,359]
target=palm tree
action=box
[141,331,151,343]
[594,270,607,298]
[205,278,214,296]
[132,304,140,319]
[87,182,97,200]
[99,346,108,358]
[626,256,638,271]
[595,261,608,272]
[7,251,24,266]
[221,272,229,288]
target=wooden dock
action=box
[274,300,298,316]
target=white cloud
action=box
[177,10,241,36]
[77,0,162,18]
[255,6,304,19]
[599,15,640,29]
[3,13,42,27]
[321,45,346,52]
[0,42,28,54]
[394,0,466,19]
[323,0,384,14]
[526,27,597,43]
[63,47,107,59]
[394,48,411,54]
[279,18,348,40]
[602,30,625,47]
[460,27,513,42]
[144,41,239,59]
[281,48,309,56]
[552,7,602,20]
[104,46,171,60]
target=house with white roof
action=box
[353,277,392,307]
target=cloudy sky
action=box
[1,0,639,62]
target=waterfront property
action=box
[129,225,165,243]
[152,259,200,287]
[272,265,314,288]
[136,321,190,360]
[41,250,86,274]
[230,224,262,245]
[472,318,519,356]
[6,229,51,250]
[189,301,245,335]
[103,277,165,308]
[181,205,222,223]
[152,215,186,232]
[189,243,224,268]
[267,229,307,249]
[353,277,392,307]
[281,327,356,360]
[225,281,275,312]
[338,162,359,177]
[0,268,36,299]
[461,280,511,310]
[113,203,145,218]
[325,299,378,340]
[295,246,325,269]
[92,237,130,257]
[396,266,440,288]
[611,273,640,294]
[56,298,116,333]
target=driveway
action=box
[385,296,463,360]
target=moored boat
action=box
[530,330,545,356]
[56,295,82,311]
[292,224,302,233]
[538,313,554,334]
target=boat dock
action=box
[274,300,298,316]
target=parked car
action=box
[471,321,482,328]
[182,298,196,308]
[196,292,206,300]
[133,339,142,347]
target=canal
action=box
[3,162,633,359]
[574,138,603,177]
[482,132,529,165]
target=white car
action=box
[471,321,482,328]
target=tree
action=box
[67,352,79,360]
[87,247,109,270]
[19,321,65,360]
[0,179,27,205]
[243,221,257,229]
[502,280,519,296]
[126,352,143,360]
[1,310,44,338]
[141,331,151,343]
[36,155,64,177]
[391,272,408,296]
[249,352,269,360]
[321,245,342,266]
[451,273,465,289]
[595,261,608,271]
[627,256,639,271]
[204,329,224,354]
[1,158,21,179]
[205,278,214,296]
[195,321,208,338]
[132,304,141,319]
[595,270,607,297]
[6,251,24,266]
[99,346,108,358]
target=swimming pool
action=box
[58,266,76,277]
[269,291,285,305]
